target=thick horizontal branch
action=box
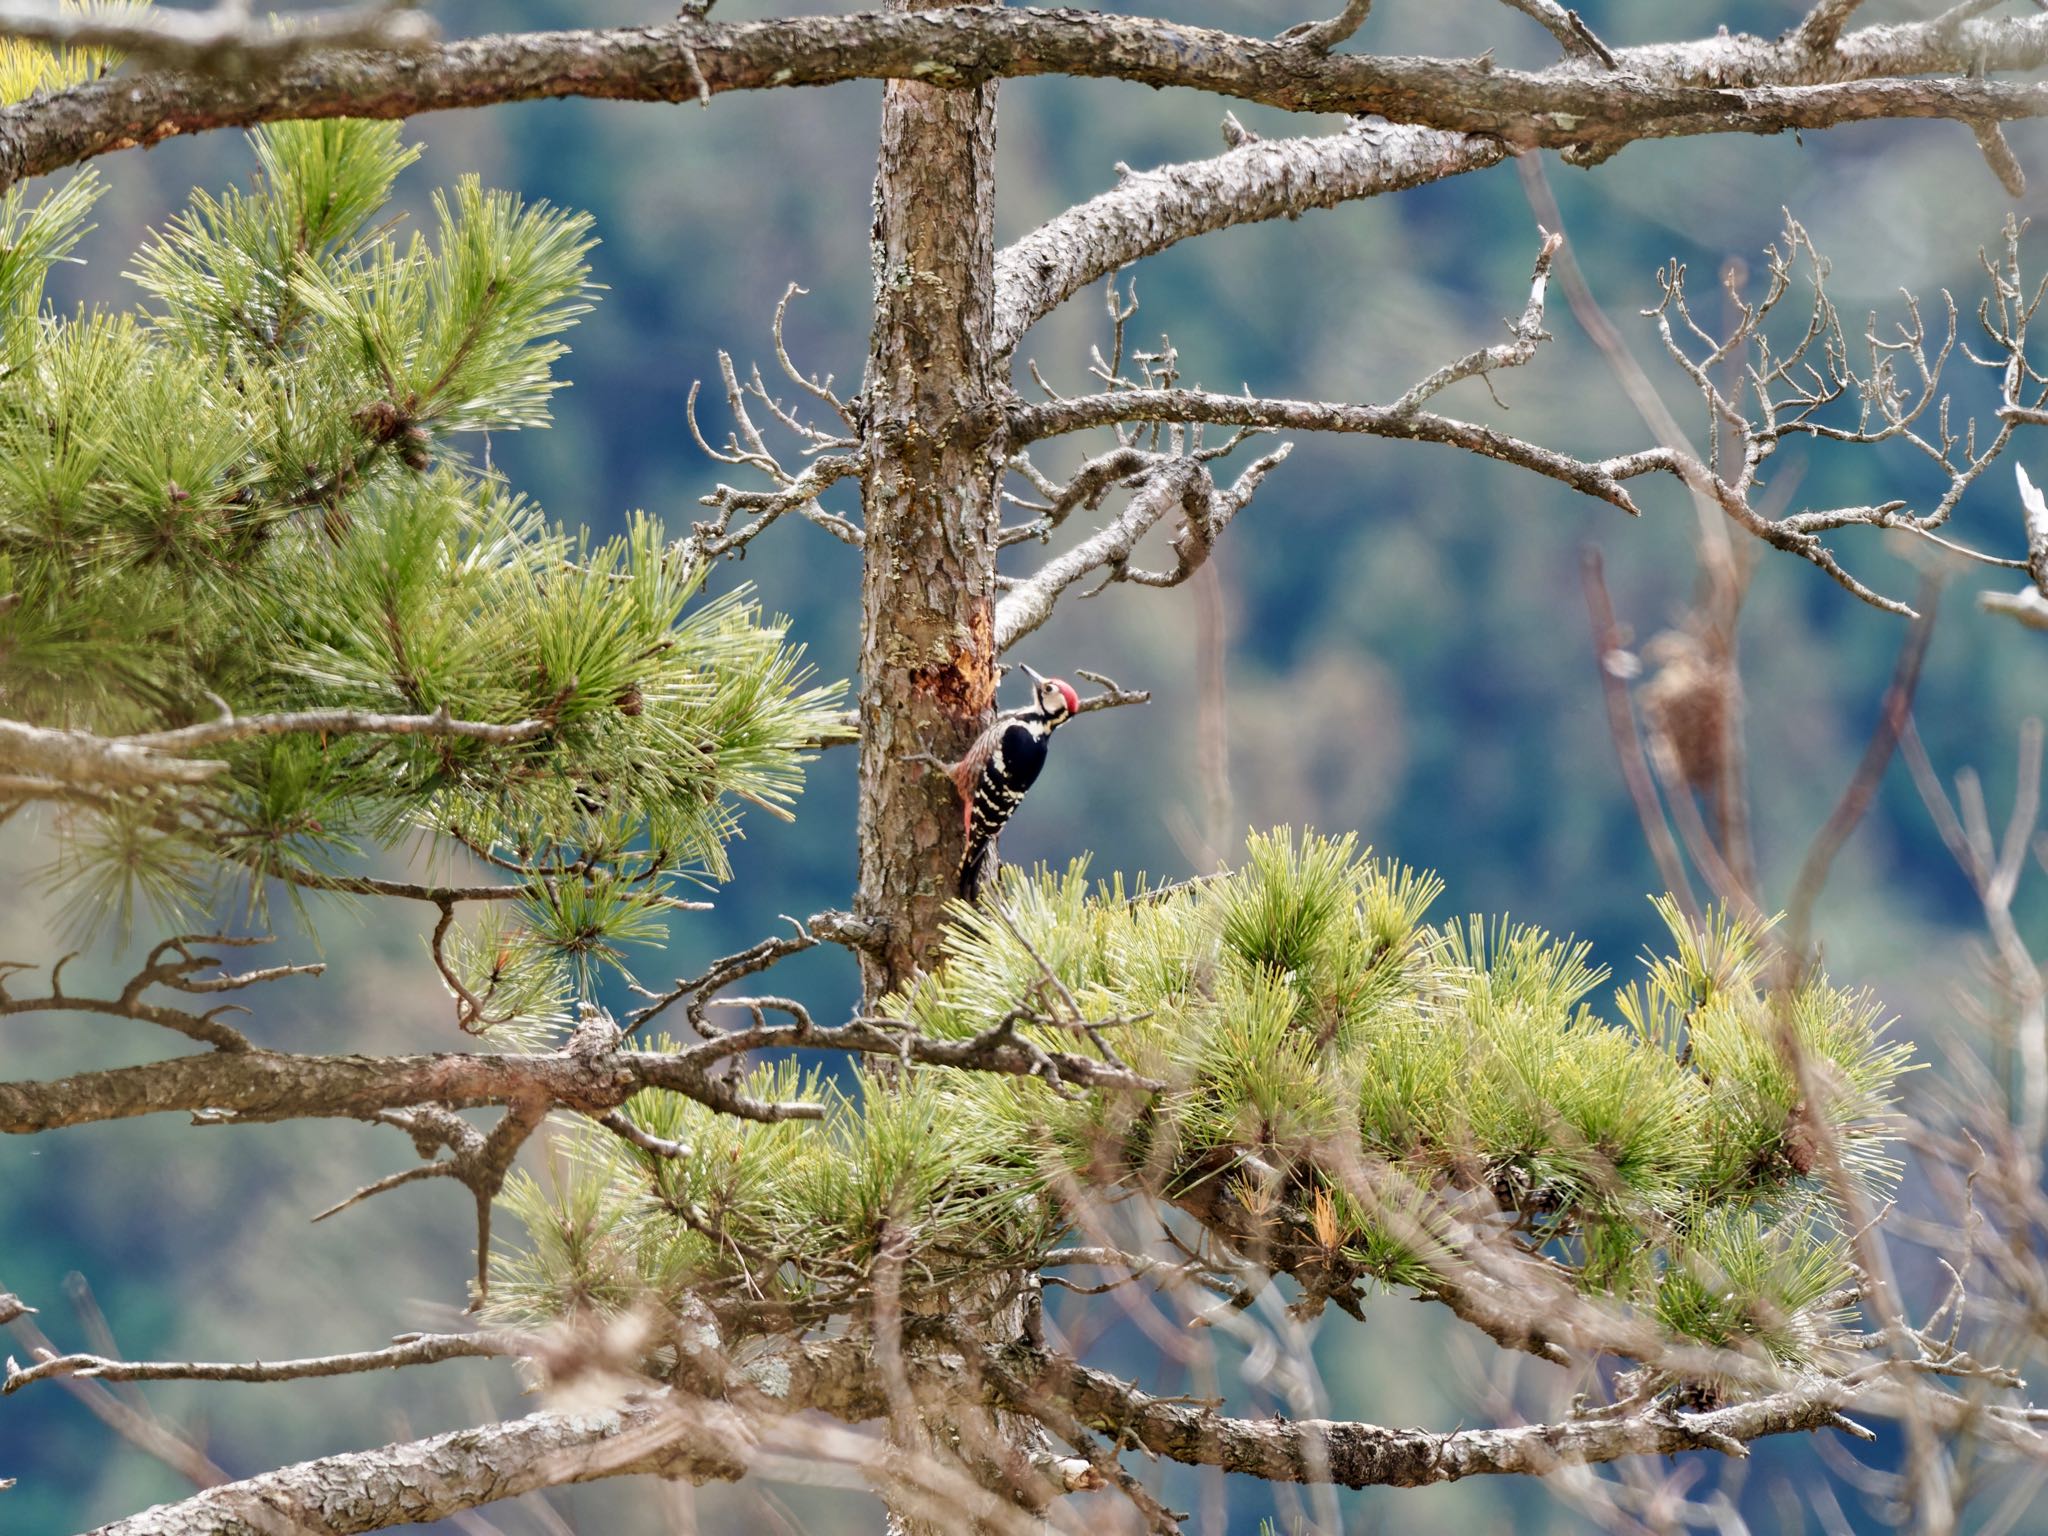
[0,0,434,72]
[0,707,546,791]
[0,1016,1151,1138]
[0,718,219,788]
[7,8,2048,197]
[1006,387,1670,515]
[57,1322,1876,1536]
[1005,1345,1848,1488]
[78,1331,982,1536]
[94,1395,748,1536]
[0,1046,643,1136]
[64,1307,2048,1535]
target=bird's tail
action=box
[958,833,996,903]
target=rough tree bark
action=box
[850,13,1053,1533]
[91,1399,750,1536]
[855,0,1004,1000]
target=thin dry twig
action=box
[1579,548,1699,922]
[5,1330,523,1395]
[1276,0,1372,53]
[1785,578,1942,956]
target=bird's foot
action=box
[899,744,950,778]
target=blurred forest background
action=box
[4,0,2045,1531]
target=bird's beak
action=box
[1019,664,1047,685]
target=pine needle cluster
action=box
[0,122,842,962]
[0,0,136,104]
[496,831,1911,1371]
[493,1059,1064,1330]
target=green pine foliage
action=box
[496,830,1912,1372]
[0,0,139,104]
[491,1060,1064,1326]
[0,122,842,973]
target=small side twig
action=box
[1495,0,1618,68]
[5,1330,523,1396]
[1277,0,1372,53]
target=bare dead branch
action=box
[1629,211,2048,622]
[1070,670,1151,715]
[0,935,333,1053]
[2020,461,2048,592]
[5,1330,522,1396]
[2,1298,230,1494]
[674,293,863,561]
[1905,719,2048,1144]
[1388,230,1565,416]
[1978,586,2048,627]
[769,281,853,425]
[993,449,1291,653]
[995,125,1506,358]
[308,1160,456,1224]
[999,445,1157,547]
[1008,388,1670,516]
[0,995,1162,1143]
[627,915,828,1038]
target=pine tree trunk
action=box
[854,0,1003,1004]
[854,15,1051,1533]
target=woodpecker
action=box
[946,665,1080,902]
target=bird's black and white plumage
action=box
[947,666,1079,901]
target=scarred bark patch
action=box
[907,598,995,718]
